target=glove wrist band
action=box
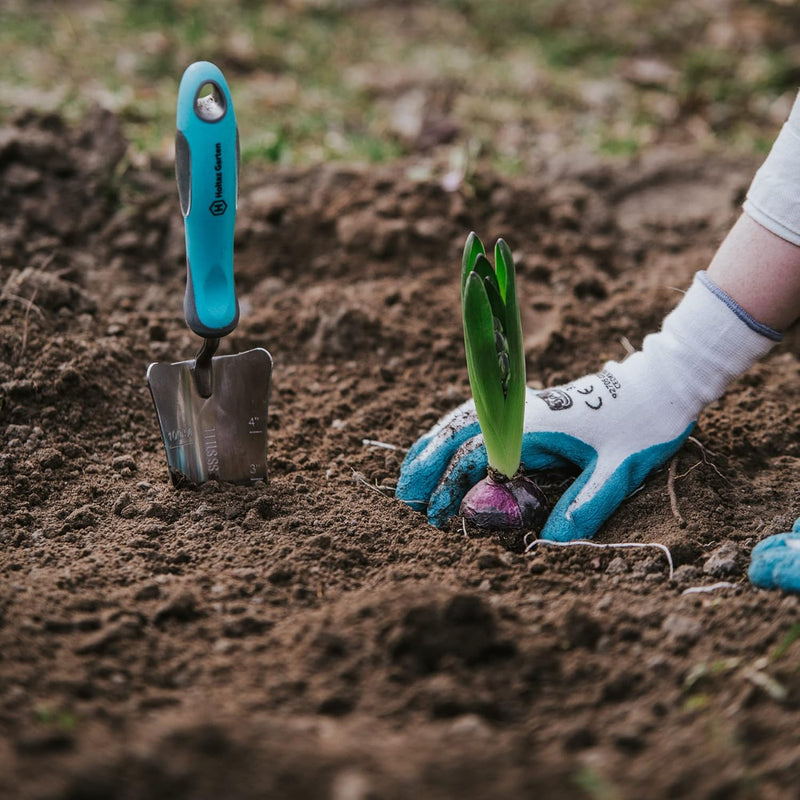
[696,271,782,342]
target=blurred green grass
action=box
[2,0,799,170]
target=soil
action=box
[3,107,800,800]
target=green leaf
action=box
[461,231,486,296]
[462,271,507,472]
[482,265,507,328]
[461,235,526,479]
[498,239,525,474]
[471,252,500,300]
[494,238,511,302]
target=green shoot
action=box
[461,232,526,479]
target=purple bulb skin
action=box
[460,474,548,532]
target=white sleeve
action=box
[744,90,800,246]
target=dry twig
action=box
[0,292,45,316]
[362,438,405,452]
[685,435,730,483]
[667,456,686,528]
[681,581,739,595]
[18,286,40,362]
[350,468,394,498]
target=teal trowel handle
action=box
[175,61,240,338]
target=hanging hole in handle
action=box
[194,81,226,122]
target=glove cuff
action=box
[640,272,778,419]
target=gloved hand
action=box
[397,272,778,540]
[748,519,800,593]
[397,370,694,541]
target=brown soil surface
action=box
[3,108,800,800]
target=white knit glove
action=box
[397,272,779,540]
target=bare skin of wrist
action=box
[707,213,800,332]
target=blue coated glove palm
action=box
[397,273,778,541]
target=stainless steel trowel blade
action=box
[147,347,273,487]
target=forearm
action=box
[708,213,800,332]
[712,90,800,332]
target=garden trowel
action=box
[147,61,272,487]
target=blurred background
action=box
[2,0,800,173]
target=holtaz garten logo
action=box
[209,142,227,216]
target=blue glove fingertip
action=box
[426,440,488,528]
[395,458,444,512]
[539,469,602,542]
[749,534,800,593]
